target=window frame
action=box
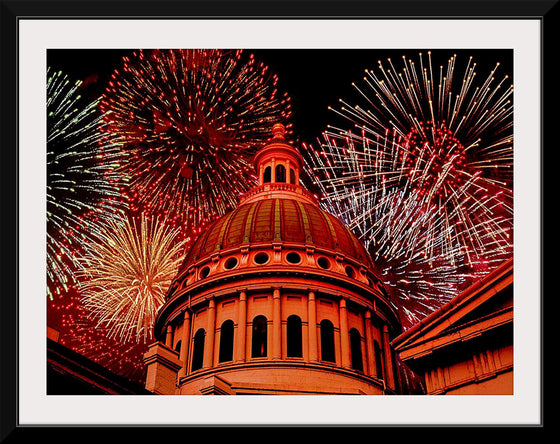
[319,319,336,363]
[286,314,303,358]
[251,315,268,358]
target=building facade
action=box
[392,258,513,395]
[143,124,404,395]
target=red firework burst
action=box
[99,49,293,236]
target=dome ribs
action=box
[252,199,274,243]
[321,210,341,251]
[178,199,375,271]
[295,200,312,243]
[223,202,252,248]
[183,214,225,264]
[214,210,237,252]
[273,198,281,240]
[281,199,305,243]
[302,201,334,249]
[242,199,259,243]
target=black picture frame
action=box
[1,0,553,438]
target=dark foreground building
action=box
[47,327,151,395]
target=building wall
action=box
[424,343,513,395]
[148,285,399,395]
[177,363,386,395]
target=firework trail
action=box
[47,67,127,300]
[99,49,293,236]
[49,291,148,383]
[76,213,188,344]
[303,51,513,327]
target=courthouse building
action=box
[142,123,514,396]
[143,123,404,395]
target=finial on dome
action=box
[272,123,286,140]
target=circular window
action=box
[224,257,238,270]
[200,266,210,278]
[254,252,270,265]
[345,265,356,278]
[317,257,330,269]
[286,252,302,264]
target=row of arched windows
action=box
[263,164,297,185]
[189,315,381,374]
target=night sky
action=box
[47,48,513,144]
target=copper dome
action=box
[175,122,379,280]
[182,197,374,269]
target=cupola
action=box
[254,123,302,186]
[238,123,315,206]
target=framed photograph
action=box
[2,0,551,435]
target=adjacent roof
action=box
[392,257,513,365]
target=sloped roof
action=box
[392,257,513,363]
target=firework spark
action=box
[76,213,188,344]
[47,67,127,300]
[99,49,293,235]
[49,292,148,383]
[303,51,513,327]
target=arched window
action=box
[251,315,268,358]
[286,315,303,358]
[174,340,182,354]
[289,168,296,184]
[218,320,234,363]
[275,164,286,183]
[263,166,271,183]
[349,328,363,371]
[320,319,335,363]
[191,328,205,371]
[373,340,384,379]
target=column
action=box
[364,310,375,377]
[272,288,282,359]
[237,290,247,362]
[382,325,395,390]
[203,298,216,368]
[307,291,318,361]
[165,325,173,348]
[178,310,191,378]
[339,298,351,368]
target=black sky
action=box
[47,48,513,144]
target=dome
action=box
[146,123,402,396]
[178,122,375,273]
[166,121,385,298]
[182,197,375,270]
